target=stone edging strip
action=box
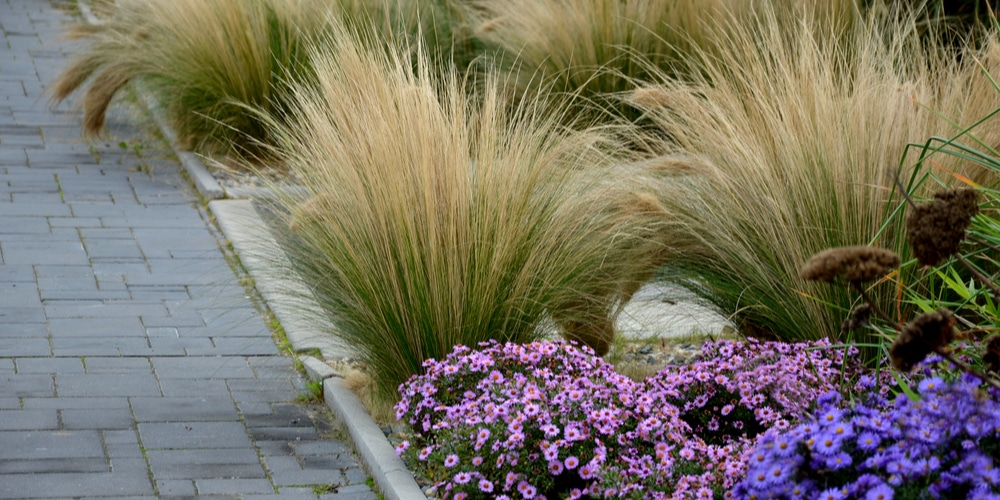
[211,199,427,500]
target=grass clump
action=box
[468,0,861,125]
[264,20,672,401]
[628,3,1000,345]
[49,0,335,160]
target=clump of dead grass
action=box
[629,3,1000,345]
[264,19,674,401]
[49,0,335,159]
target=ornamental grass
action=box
[467,0,860,125]
[263,19,674,400]
[49,0,335,159]
[627,3,1000,345]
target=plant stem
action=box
[956,254,1000,300]
[852,282,898,328]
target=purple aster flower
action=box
[817,487,848,500]
[444,454,459,467]
[478,478,494,493]
[517,481,537,499]
[857,431,881,452]
[454,472,472,484]
[864,482,893,500]
[548,460,564,475]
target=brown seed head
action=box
[906,188,979,267]
[800,246,901,283]
[889,308,956,372]
[841,303,872,332]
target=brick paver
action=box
[0,1,375,498]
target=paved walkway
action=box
[0,1,374,498]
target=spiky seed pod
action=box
[841,303,872,332]
[800,246,901,283]
[985,336,1000,375]
[890,308,956,372]
[906,188,979,267]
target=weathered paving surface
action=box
[0,1,374,498]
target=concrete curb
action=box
[210,200,427,500]
[209,199,349,359]
[325,378,427,500]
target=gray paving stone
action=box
[148,337,215,353]
[245,487,320,500]
[0,457,109,474]
[0,472,155,498]
[151,357,254,379]
[22,396,130,411]
[0,263,37,281]
[250,426,320,442]
[0,429,103,460]
[16,357,84,374]
[0,337,49,356]
[0,307,46,323]
[195,478,275,495]
[1,373,54,397]
[0,215,52,233]
[131,396,240,423]
[48,317,145,337]
[290,441,353,457]
[56,373,161,397]
[195,337,281,356]
[156,479,198,497]
[157,378,234,399]
[61,408,137,430]
[138,422,253,450]
[244,405,314,429]
[82,357,152,373]
[0,409,58,430]
[319,489,378,500]
[51,337,153,357]
[270,469,346,488]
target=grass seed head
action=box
[906,188,979,267]
[890,308,956,372]
[800,246,901,283]
[841,303,872,332]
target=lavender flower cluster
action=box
[733,373,1000,499]
[645,338,875,446]
[395,338,863,498]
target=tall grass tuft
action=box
[629,4,1000,345]
[264,20,671,400]
[49,0,335,159]
[467,0,861,125]
[336,0,481,75]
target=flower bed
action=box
[395,338,886,498]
